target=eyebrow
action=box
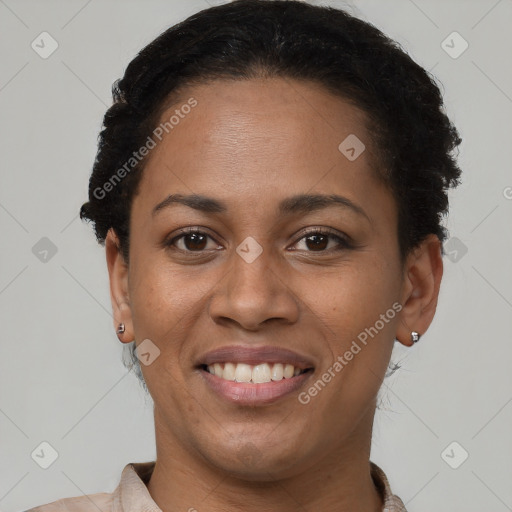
[152,193,371,223]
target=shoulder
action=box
[23,462,156,512]
[370,461,408,512]
[24,491,113,512]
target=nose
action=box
[208,247,300,331]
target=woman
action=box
[28,0,462,510]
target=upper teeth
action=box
[206,362,304,383]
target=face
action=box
[107,77,441,480]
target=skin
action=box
[106,77,443,512]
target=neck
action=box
[146,407,383,512]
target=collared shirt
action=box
[25,460,407,511]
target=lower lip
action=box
[199,368,313,406]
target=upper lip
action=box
[197,345,315,370]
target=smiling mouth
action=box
[200,362,314,384]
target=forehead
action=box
[132,77,392,223]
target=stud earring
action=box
[116,323,125,334]
[411,331,421,343]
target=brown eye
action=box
[304,233,329,251]
[179,232,208,251]
[166,229,220,253]
[292,229,352,253]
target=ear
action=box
[396,234,444,347]
[105,228,134,343]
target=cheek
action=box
[128,259,215,375]
[129,257,192,330]
[321,260,399,333]
[309,265,398,401]
[127,264,183,380]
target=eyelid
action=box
[295,226,347,240]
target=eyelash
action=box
[164,227,353,255]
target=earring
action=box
[116,323,125,334]
[411,331,421,343]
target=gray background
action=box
[1,0,511,510]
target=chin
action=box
[198,434,314,481]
